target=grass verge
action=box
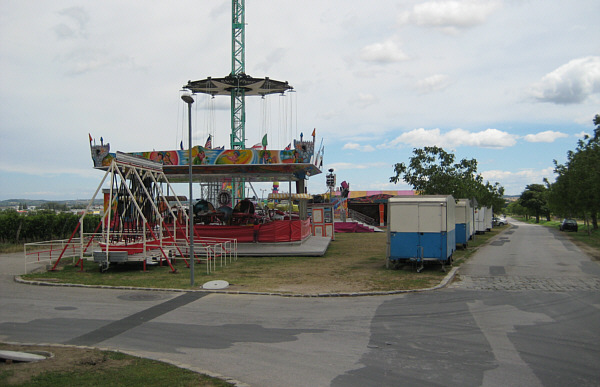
[0,244,23,254]
[0,343,232,387]
[21,227,508,294]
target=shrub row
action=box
[0,209,101,243]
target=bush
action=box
[0,209,101,243]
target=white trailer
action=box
[469,200,476,239]
[484,206,493,231]
[455,199,472,248]
[475,207,486,234]
[387,195,456,272]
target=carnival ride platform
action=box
[236,235,330,257]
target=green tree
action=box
[40,202,69,212]
[505,201,527,217]
[518,184,549,223]
[548,114,600,230]
[390,146,505,212]
[0,209,101,243]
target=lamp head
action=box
[181,92,194,104]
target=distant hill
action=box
[0,199,103,209]
[503,195,520,202]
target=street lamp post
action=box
[181,92,195,286]
[326,168,336,202]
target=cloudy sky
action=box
[1,0,599,201]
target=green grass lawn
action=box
[20,227,508,293]
[0,344,232,387]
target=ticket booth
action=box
[307,203,335,240]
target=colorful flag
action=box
[284,143,291,150]
[261,133,268,149]
[204,135,212,149]
[311,128,316,137]
[88,133,92,143]
[251,143,263,149]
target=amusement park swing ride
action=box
[46,0,329,273]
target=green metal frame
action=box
[231,0,245,150]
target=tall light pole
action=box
[181,92,195,286]
[326,168,336,202]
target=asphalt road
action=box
[1,218,599,386]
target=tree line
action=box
[0,209,101,244]
[390,146,505,212]
[512,115,599,230]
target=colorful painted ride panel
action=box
[90,138,320,181]
[91,139,314,169]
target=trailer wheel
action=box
[100,261,110,273]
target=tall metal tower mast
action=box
[231,0,245,149]
[183,0,293,201]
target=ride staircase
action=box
[345,209,384,232]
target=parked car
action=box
[493,216,508,226]
[559,219,578,232]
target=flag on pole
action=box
[284,143,291,150]
[261,133,268,149]
[311,128,316,137]
[88,133,93,143]
[204,135,212,149]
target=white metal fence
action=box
[24,232,237,275]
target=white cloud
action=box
[0,163,93,178]
[574,131,590,139]
[328,162,385,171]
[416,74,451,94]
[360,38,409,63]
[351,93,379,108]
[529,56,600,104]
[197,95,230,111]
[343,142,375,152]
[399,0,502,33]
[356,180,413,191]
[482,167,555,195]
[54,7,89,39]
[385,128,518,149]
[523,130,568,143]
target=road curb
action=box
[14,265,459,297]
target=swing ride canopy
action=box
[183,74,293,96]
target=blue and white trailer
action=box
[387,195,456,272]
[455,199,472,248]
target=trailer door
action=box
[418,202,444,258]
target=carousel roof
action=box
[184,73,293,96]
[162,163,321,184]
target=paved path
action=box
[1,219,599,386]
[451,220,600,292]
